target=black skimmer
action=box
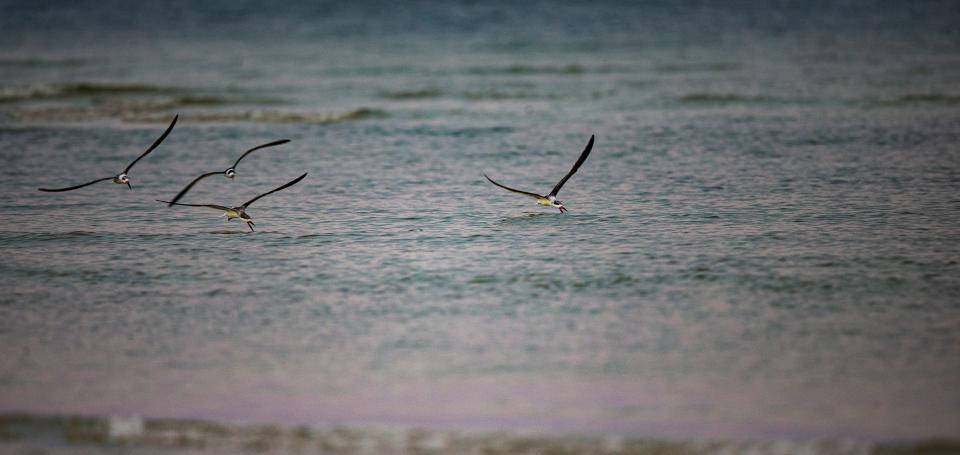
[166,139,291,206]
[484,134,595,214]
[38,115,178,192]
[157,172,307,232]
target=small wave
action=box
[0,231,104,243]
[512,270,640,291]
[58,82,181,96]
[100,94,286,111]
[0,82,286,105]
[0,57,90,68]
[654,62,742,73]
[12,105,383,124]
[882,93,960,106]
[449,125,514,137]
[1,82,287,108]
[132,108,386,124]
[165,95,230,106]
[379,88,443,100]
[469,274,498,284]
[0,85,63,102]
[678,93,775,105]
[380,87,552,101]
[462,89,554,100]
[0,231,193,244]
[464,64,616,76]
[0,82,181,102]
[94,96,229,112]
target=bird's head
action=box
[548,196,566,214]
[117,173,131,189]
[225,168,236,180]
[241,212,254,231]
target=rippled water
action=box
[1,0,959,442]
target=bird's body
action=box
[38,115,178,192]
[484,135,595,214]
[158,173,307,232]
[221,207,246,221]
[536,196,557,208]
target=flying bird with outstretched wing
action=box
[158,173,307,232]
[38,115,178,192]
[484,134,595,213]
[166,139,291,206]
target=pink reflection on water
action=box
[3,363,958,441]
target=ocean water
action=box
[1,0,959,443]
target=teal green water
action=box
[1,0,959,441]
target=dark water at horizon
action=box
[0,0,959,442]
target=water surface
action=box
[1,0,959,442]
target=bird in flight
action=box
[38,115,178,192]
[166,139,291,206]
[158,173,307,232]
[484,134,595,214]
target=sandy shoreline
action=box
[1,413,956,455]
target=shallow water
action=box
[1,0,959,442]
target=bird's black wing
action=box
[156,200,231,211]
[483,174,543,199]
[167,171,222,206]
[548,134,594,197]
[123,114,179,173]
[38,177,114,192]
[241,173,307,209]
[232,139,291,169]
